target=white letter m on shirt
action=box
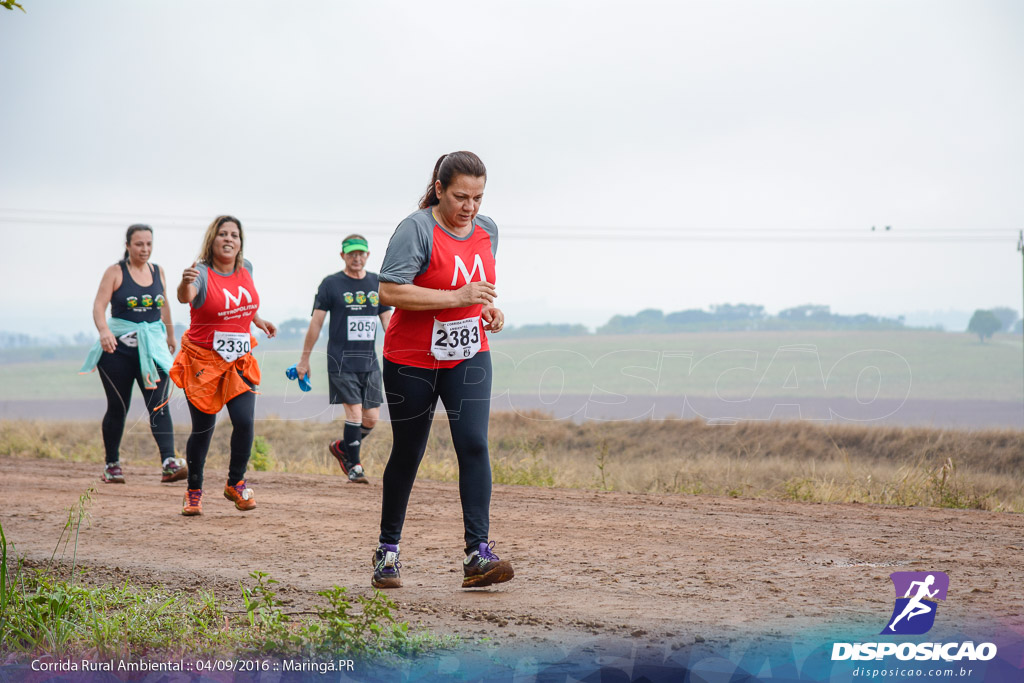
[451,254,487,287]
[223,286,252,309]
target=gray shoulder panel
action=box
[195,260,251,308]
[192,263,209,309]
[476,214,498,259]
[379,209,436,285]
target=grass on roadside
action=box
[2,413,1022,512]
[0,497,456,662]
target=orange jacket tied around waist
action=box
[169,336,261,414]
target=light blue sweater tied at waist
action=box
[81,318,174,389]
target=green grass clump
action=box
[250,435,274,472]
[233,571,452,658]
[490,437,555,487]
[0,541,455,660]
[0,492,456,661]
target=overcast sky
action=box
[2,1,1023,336]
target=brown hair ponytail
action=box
[417,151,487,209]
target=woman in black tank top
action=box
[90,225,184,485]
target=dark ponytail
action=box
[122,223,153,262]
[417,151,487,209]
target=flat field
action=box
[3,331,1022,403]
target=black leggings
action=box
[379,352,493,548]
[185,378,256,490]
[96,351,175,465]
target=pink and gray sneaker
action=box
[161,457,188,483]
[101,462,125,484]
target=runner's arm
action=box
[378,309,392,331]
[253,315,277,338]
[158,265,176,354]
[482,306,504,332]
[295,309,327,379]
[177,261,200,304]
[379,281,495,311]
[92,265,119,353]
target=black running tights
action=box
[97,350,175,465]
[185,383,256,490]
[379,352,493,548]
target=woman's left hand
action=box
[166,335,177,355]
[254,317,277,338]
[482,306,505,333]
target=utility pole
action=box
[1019,230,1024,426]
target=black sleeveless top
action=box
[110,261,166,324]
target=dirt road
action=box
[1,456,1021,652]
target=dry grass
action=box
[2,413,1022,512]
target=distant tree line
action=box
[275,318,312,339]
[267,317,591,341]
[4,303,1020,351]
[0,330,92,350]
[968,307,1021,342]
[185,307,1024,340]
[597,303,908,335]
[499,323,589,339]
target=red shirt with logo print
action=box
[379,209,498,369]
[184,261,260,350]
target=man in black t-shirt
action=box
[295,235,392,483]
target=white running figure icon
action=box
[888,574,939,631]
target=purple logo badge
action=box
[882,571,949,635]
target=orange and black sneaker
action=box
[182,488,203,516]
[223,480,256,511]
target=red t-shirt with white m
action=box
[379,209,498,369]
[184,260,260,350]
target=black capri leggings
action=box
[379,352,493,549]
[96,350,175,465]
[184,375,256,490]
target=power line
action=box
[0,209,1016,243]
[0,207,395,228]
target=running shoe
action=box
[161,457,188,483]
[329,440,359,478]
[462,541,515,588]
[348,464,369,485]
[372,543,402,589]
[223,480,256,511]
[101,462,125,484]
[182,488,203,516]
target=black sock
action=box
[343,421,362,465]
[360,424,374,440]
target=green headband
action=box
[342,237,369,253]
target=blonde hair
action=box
[198,215,244,272]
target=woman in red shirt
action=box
[373,151,514,590]
[171,215,276,516]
